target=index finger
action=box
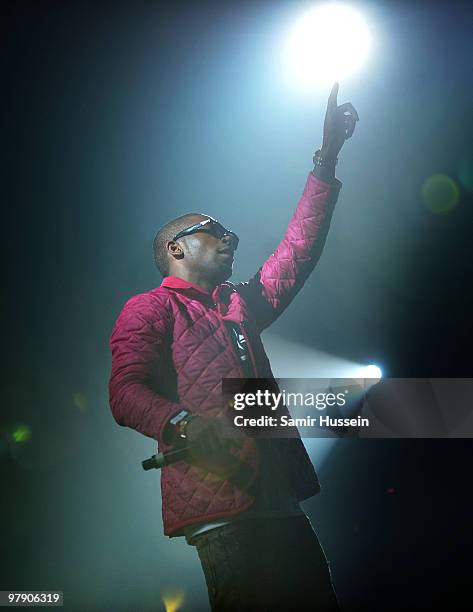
[327,82,339,111]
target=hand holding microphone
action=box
[142,415,242,473]
[184,416,229,457]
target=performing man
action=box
[109,83,358,611]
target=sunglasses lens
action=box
[208,222,236,247]
[210,222,226,238]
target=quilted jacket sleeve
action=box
[108,293,183,445]
[237,173,341,332]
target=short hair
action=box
[153,213,203,276]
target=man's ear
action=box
[167,240,184,261]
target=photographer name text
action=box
[233,414,370,428]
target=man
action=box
[109,83,358,611]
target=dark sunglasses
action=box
[172,218,239,250]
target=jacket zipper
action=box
[219,319,248,377]
[216,315,261,483]
[239,321,258,378]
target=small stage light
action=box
[359,364,382,380]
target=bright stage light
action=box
[358,364,382,380]
[283,3,371,90]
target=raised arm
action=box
[237,83,359,331]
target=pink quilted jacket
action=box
[109,172,341,536]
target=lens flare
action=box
[422,174,460,214]
[73,392,88,412]
[12,425,32,443]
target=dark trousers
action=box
[192,516,341,612]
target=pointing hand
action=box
[321,82,359,158]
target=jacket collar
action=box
[160,276,212,296]
[160,276,234,312]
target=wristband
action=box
[313,149,338,167]
[177,415,198,439]
[168,410,194,440]
[169,410,191,427]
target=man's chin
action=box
[217,263,233,282]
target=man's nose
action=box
[221,234,233,248]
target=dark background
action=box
[2,1,472,610]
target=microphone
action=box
[142,447,191,471]
[141,438,243,471]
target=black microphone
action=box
[141,437,243,471]
[142,447,191,471]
